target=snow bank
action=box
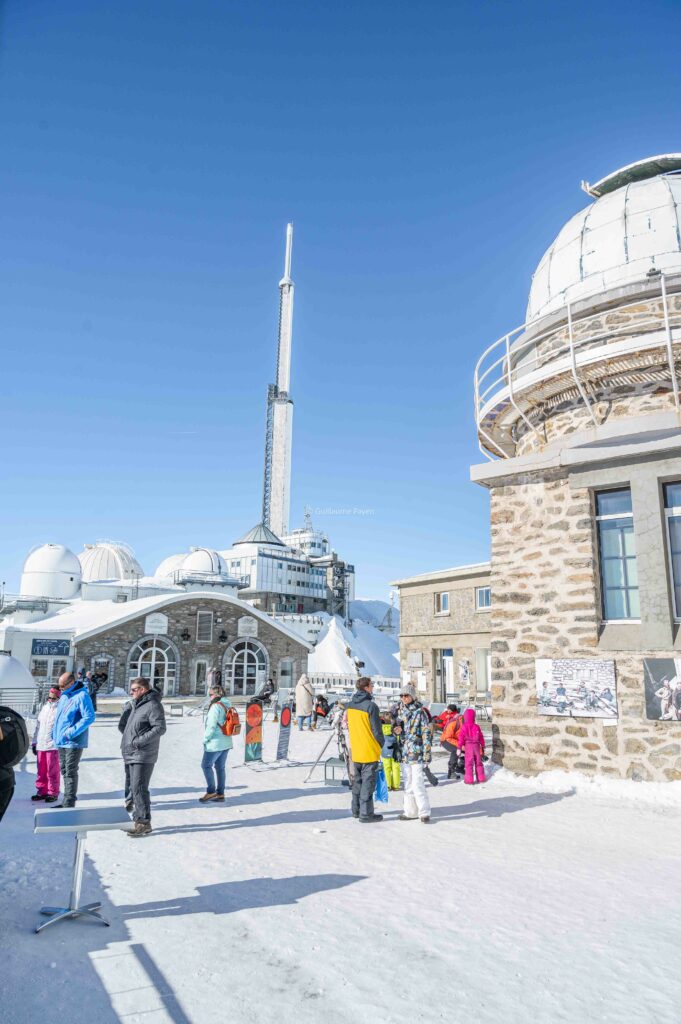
[494,765,681,807]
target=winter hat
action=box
[48,686,61,700]
[399,683,417,698]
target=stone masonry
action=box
[74,597,308,695]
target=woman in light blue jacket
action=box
[200,685,233,802]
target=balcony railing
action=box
[474,274,681,460]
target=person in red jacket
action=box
[440,710,463,779]
[457,708,486,784]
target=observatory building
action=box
[472,154,681,781]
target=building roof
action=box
[233,523,285,547]
[390,562,491,587]
[79,542,144,583]
[9,590,313,649]
[527,163,681,321]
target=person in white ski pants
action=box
[402,762,430,819]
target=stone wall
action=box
[489,469,681,781]
[74,597,308,696]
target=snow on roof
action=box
[391,562,491,587]
[11,591,312,648]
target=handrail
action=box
[474,276,681,458]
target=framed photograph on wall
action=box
[643,658,681,721]
[536,659,617,718]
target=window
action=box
[128,636,178,696]
[476,586,491,610]
[596,488,640,620]
[434,591,449,615]
[196,611,213,643]
[664,482,681,619]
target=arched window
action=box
[127,636,179,696]
[222,639,268,696]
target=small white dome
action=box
[154,553,186,582]
[181,547,227,575]
[79,542,144,582]
[527,171,681,321]
[20,544,82,600]
[0,653,35,690]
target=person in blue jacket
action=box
[51,671,96,808]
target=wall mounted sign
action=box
[407,652,423,668]
[238,616,258,638]
[276,703,292,761]
[31,638,71,657]
[145,613,169,635]
[536,658,617,718]
[244,700,263,762]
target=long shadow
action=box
[153,785,332,812]
[130,944,192,1024]
[115,873,367,920]
[154,806,351,836]
[429,791,572,822]
[77,785,208,801]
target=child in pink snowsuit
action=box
[458,708,486,784]
[31,686,61,802]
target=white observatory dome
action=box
[181,548,227,576]
[79,542,144,582]
[527,160,681,322]
[0,652,35,690]
[20,543,82,600]
[154,553,186,582]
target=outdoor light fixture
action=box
[180,629,190,642]
[218,630,228,643]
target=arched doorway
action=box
[127,636,179,696]
[222,639,268,696]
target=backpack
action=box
[0,707,30,768]
[218,704,241,737]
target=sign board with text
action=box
[145,613,169,635]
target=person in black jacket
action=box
[0,708,29,823]
[118,678,166,838]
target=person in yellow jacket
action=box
[346,677,384,823]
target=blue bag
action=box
[374,762,389,803]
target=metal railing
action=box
[474,275,681,460]
[307,673,400,690]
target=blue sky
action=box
[1,0,680,597]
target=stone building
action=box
[472,154,681,781]
[6,591,310,698]
[392,564,491,703]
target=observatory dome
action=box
[20,544,82,600]
[154,553,186,582]
[0,652,35,690]
[527,161,681,322]
[181,548,227,575]
[79,542,144,582]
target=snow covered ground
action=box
[3,713,681,1024]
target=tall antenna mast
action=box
[262,223,295,537]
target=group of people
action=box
[1,667,489,834]
[346,678,487,824]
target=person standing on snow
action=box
[52,671,96,808]
[295,673,314,731]
[199,684,233,802]
[457,708,486,785]
[31,686,62,803]
[440,707,463,780]
[119,677,167,837]
[346,677,384,823]
[0,707,29,822]
[394,683,432,823]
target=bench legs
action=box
[36,831,110,933]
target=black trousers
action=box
[0,769,15,823]
[126,762,156,823]
[442,741,459,770]
[351,761,378,818]
[59,748,84,806]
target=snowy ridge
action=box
[308,615,399,678]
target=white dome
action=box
[181,547,227,575]
[79,542,144,582]
[0,653,35,690]
[154,553,186,582]
[20,544,82,600]
[527,173,681,321]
